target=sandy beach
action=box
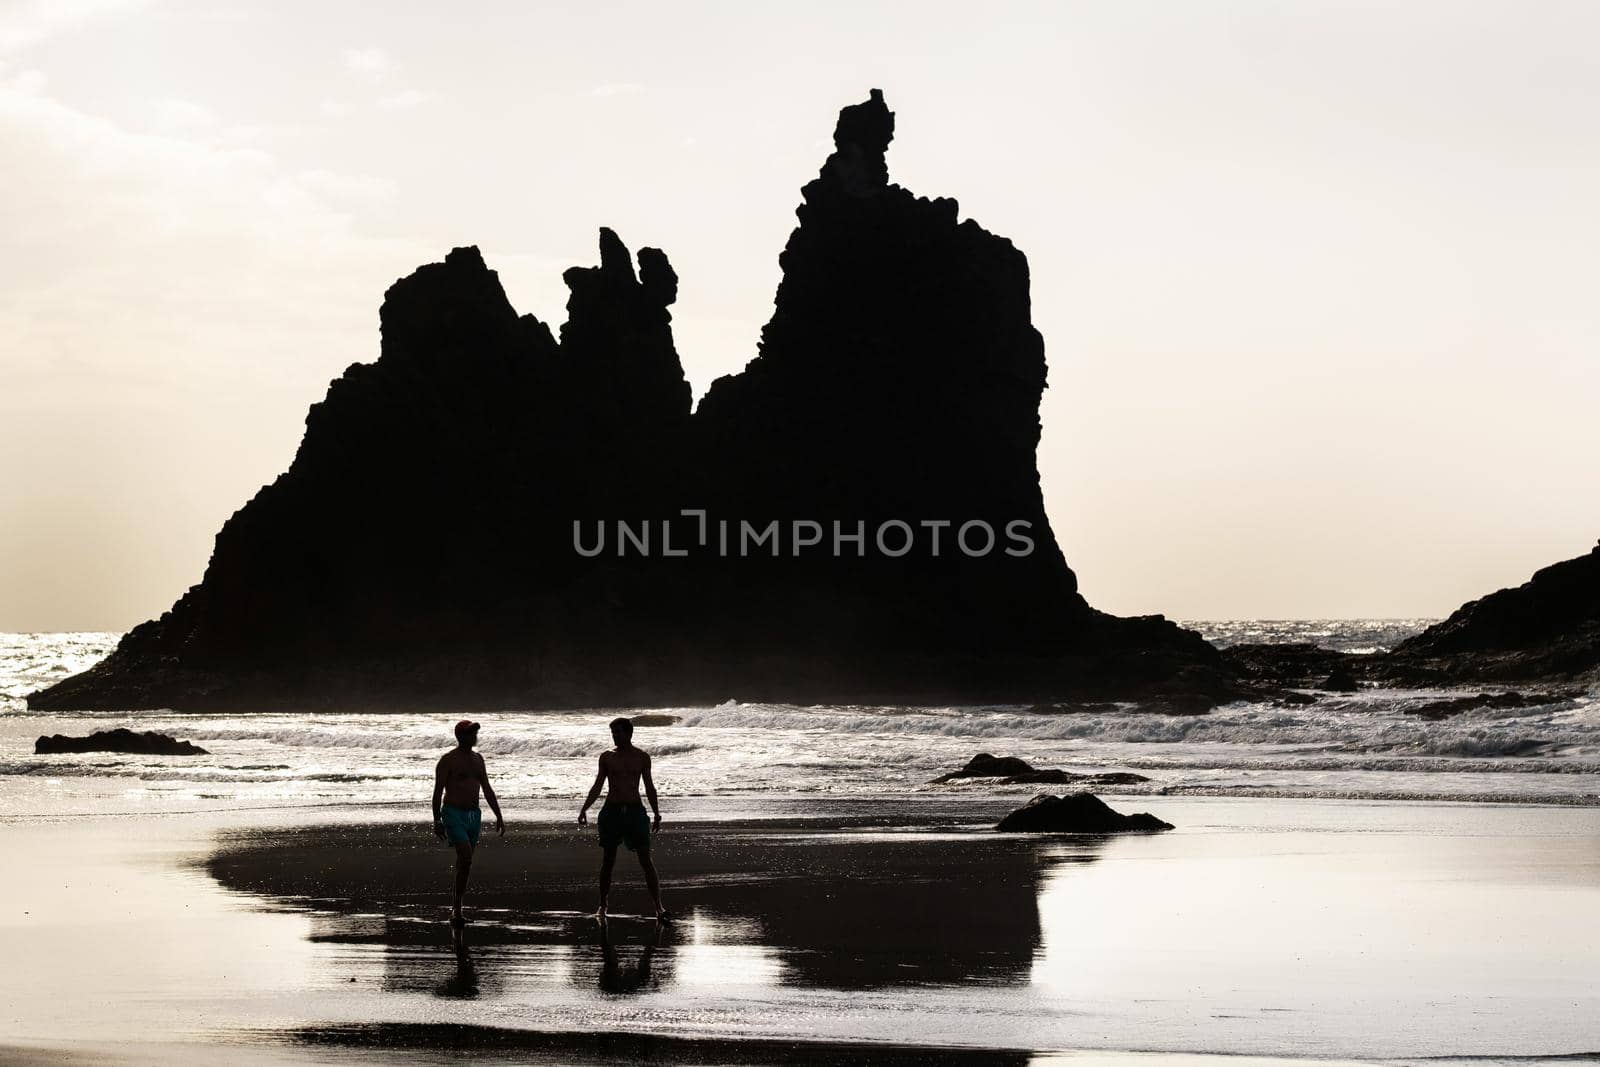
[5,633,1598,1063]
[2,794,1597,1065]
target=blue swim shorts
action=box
[439,804,481,847]
[597,801,651,852]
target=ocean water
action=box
[3,623,1598,816]
[5,627,1600,1064]
[1192,617,1439,654]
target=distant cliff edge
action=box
[31,90,1238,712]
[1225,541,1600,690]
[1386,541,1600,682]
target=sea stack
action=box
[30,90,1225,713]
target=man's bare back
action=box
[599,746,650,804]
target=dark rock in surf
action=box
[936,753,1035,780]
[934,753,1149,786]
[1223,643,1369,688]
[1400,690,1574,721]
[28,89,1228,714]
[35,729,208,756]
[1321,667,1358,692]
[996,793,1172,833]
[1025,702,1122,715]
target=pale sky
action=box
[3,0,1598,631]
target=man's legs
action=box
[452,841,473,923]
[637,848,667,920]
[597,845,618,920]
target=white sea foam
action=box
[4,627,1599,811]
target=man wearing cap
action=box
[432,719,505,927]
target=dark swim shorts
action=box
[440,804,481,847]
[598,801,651,852]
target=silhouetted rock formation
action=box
[30,90,1228,713]
[933,753,1149,786]
[628,714,681,728]
[35,729,207,756]
[1224,542,1600,689]
[1389,542,1600,682]
[996,793,1172,833]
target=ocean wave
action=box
[672,698,1599,759]
[173,724,702,760]
[6,630,1600,807]
[0,760,411,783]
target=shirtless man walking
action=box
[578,717,671,923]
[432,719,504,927]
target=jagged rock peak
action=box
[596,226,636,282]
[637,246,677,307]
[818,87,895,197]
[562,227,676,303]
[377,244,521,368]
[557,228,691,423]
[445,245,489,271]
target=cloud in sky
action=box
[6,66,46,93]
[146,96,213,133]
[0,0,148,54]
[341,45,391,81]
[0,48,429,629]
[377,88,430,112]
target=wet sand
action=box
[207,805,1068,991]
[2,797,1599,1064]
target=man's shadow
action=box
[596,918,667,996]
[434,923,479,999]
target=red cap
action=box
[454,719,479,740]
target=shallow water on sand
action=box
[0,797,1596,1063]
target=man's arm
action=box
[431,756,446,838]
[578,753,607,824]
[477,754,505,836]
[642,752,661,832]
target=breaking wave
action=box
[4,627,1599,808]
[672,693,1600,767]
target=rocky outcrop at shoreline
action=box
[1223,541,1600,690]
[934,753,1149,786]
[28,90,1230,714]
[35,729,208,756]
[1387,541,1600,682]
[996,793,1173,833]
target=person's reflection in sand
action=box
[597,919,664,996]
[434,923,480,999]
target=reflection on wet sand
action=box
[207,815,1106,997]
[596,918,663,995]
[437,924,478,999]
